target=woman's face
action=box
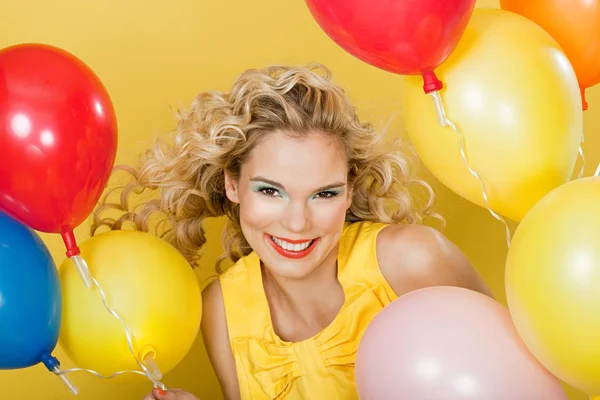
[225,132,352,279]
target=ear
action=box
[224,171,240,203]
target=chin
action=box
[265,260,319,280]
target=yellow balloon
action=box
[506,177,600,396]
[58,230,201,379]
[401,8,582,222]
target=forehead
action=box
[243,132,348,185]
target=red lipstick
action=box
[266,234,318,259]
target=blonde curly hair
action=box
[92,63,442,270]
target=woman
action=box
[94,64,493,400]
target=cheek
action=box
[312,200,348,231]
[239,195,282,230]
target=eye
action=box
[259,187,281,198]
[314,190,339,199]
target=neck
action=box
[262,247,339,308]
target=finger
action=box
[153,388,197,400]
[142,395,157,400]
[152,388,167,399]
[152,388,179,399]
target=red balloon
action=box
[306,0,476,92]
[0,43,117,257]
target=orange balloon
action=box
[500,0,600,109]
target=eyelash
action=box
[257,187,339,199]
[258,187,280,198]
[314,190,339,199]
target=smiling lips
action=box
[266,234,319,259]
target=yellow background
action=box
[0,0,596,399]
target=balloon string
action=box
[54,368,166,391]
[429,91,511,248]
[575,127,585,179]
[592,128,600,176]
[57,257,167,392]
[576,144,585,179]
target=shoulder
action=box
[376,224,494,298]
[201,279,242,399]
[201,279,228,343]
[202,278,225,310]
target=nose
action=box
[280,201,312,233]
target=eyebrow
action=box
[249,176,346,193]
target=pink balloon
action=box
[355,286,567,399]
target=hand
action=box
[142,387,200,400]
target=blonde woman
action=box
[94,64,492,400]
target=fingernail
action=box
[157,389,166,396]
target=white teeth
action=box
[271,236,313,251]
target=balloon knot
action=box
[61,230,81,257]
[580,86,589,111]
[422,70,443,94]
[41,353,60,372]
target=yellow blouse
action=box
[219,221,398,399]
